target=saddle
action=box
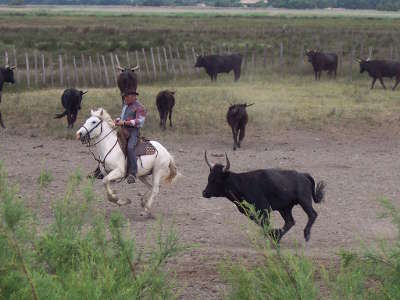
[117,127,157,157]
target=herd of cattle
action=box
[0,49,398,242]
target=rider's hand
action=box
[114,119,123,126]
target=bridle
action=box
[80,119,118,171]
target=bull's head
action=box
[202,151,230,198]
[1,65,16,84]
[305,49,316,62]
[194,56,205,68]
[117,65,139,72]
[355,58,368,74]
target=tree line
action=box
[4,0,400,11]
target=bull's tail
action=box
[54,110,67,119]
[164,157,179,184]
[305,173,325,203]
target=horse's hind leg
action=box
[141,168,168,217]
[139,176,152,207]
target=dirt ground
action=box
[1,127,399,299]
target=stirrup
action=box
[126,174,136,184]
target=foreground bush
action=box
[221,201,400,300]
[0,162,181,300]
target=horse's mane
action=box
[91,108,115,128]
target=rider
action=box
[114,88,146,184]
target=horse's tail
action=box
[164,157,178,184]
[305,173,325,204]
[54,110,67,119]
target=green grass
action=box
[2,73,400,137]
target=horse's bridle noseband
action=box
[81,119,103,145]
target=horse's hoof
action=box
[108,194,118,204]
[117,198,131,206]
[140,210,154,219]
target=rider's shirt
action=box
[120,100,146,128]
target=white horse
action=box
[76,108,178,216]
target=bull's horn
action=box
[354,58,362,63]
[81,90,88,95]
[246,103,255,107]
[117,66,125,71]
[131,65,139,71]
[10,65,16,70]
[366,57,371,62]
[224,153,230,172]
[204,151,212,169]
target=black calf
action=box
[156,90,175,130]
[55,88,87,128]
[226,103,253,150]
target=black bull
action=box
[202,153,325,243]
[195,54,242,81]
[0,65,16,128]
[357,59,400,90]
[306,50,338,80]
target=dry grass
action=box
[2,74,400,138]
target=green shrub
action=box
[0,162,182,299]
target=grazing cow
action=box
[195,54,242,82]
[0,65,16,128]
[356,58,400,90]
[156,90,175,130]
[117,66,139,104]
[305,49,338,80]
[226,103,253,150]
[55,88,88,128]
[202,153,325,243]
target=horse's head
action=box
[76,109,108,144]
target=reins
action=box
[82,120,119,171]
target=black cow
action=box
[0,65,16,128]
[202,153,325,243]
[117,66,139,104]
[55,88,88,128]
[156,90,175,130]
[227,103,253,151]
[357,58,400,90]
[306,49,338,80]
[195,54,242,82]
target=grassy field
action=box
[2,73,400,137]
[1,5,400,59]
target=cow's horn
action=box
[224,153,230,172]
[246,103,255,107]
[131,65,139,71]
[354,58,362,63]
[10,65,16,70]
[117,66,125,71]
[82,90,88,95]
[204,151,212,169]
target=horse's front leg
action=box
[102,168,128,206]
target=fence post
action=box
[96,53,103,86]
[81,53,87,87]
[263,46,267,69]
[150,47,157,79]
[141,48,150,80]
[126,51,131,68]
[59,54,63,86]
[34,51,38,86]
[4,51,8,65]
[109,53,117,85]
[350,47,354,82]
[49,55,54,87]
[184,45,191,74]
[168,46,176,74]
[163,47,169,73]
[25,52,30,88]
[368,47,373,59]
[279,42,284,72]
[156,47,162,73]
[41,53,46,85]
[73,56,78,86]
[135,50,142,82]
[65,54,71,87]
[13,48,19,83]
[89,56,95,86]
[176,47,184,75]
[101,55,110,86]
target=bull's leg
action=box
[238,126,246,148]
[370,78,377,89]
[393,77,400,90]
[234,68,241,81]
[379,77,386,89]
[299,200,318,242]
[102,168,127,205]
[276,207,295,242]
[314,71,318,80]
[67,113,73,128]
[0,111,5,129]
[169,109,173,128]
[231,127,238,151]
